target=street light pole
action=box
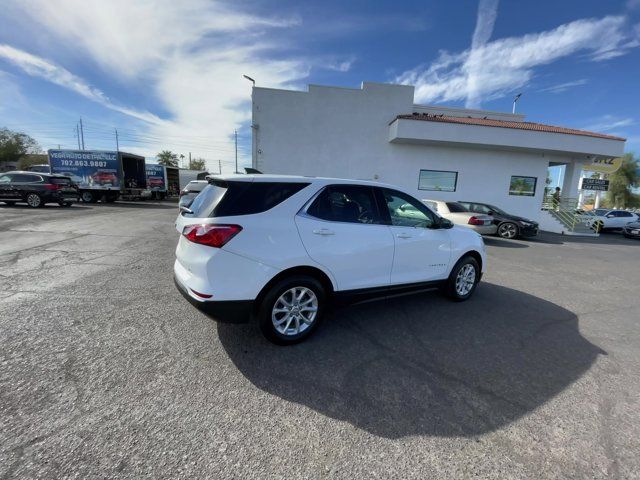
[512,93,522,114]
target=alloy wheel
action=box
[271,287,318,336]
[455,264,476,296]
[498,223,517,239]
[26,193,41,207]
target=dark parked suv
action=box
[458,201,538,239]
[0,171,79,208]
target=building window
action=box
[418,170,458,192]
[509,176,537,196]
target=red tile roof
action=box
[393,113,626,141]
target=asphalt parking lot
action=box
[1,202,639,479]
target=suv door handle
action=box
[396,233,412,239]
[313,228,335,236]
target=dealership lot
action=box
[1,203,639,479]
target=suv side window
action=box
[618,211,633,217]
[380,188,436,228]
[307,185,382,224]
[0,175,11,184]
[11,174,41,183]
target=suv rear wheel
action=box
[257,275,326,345]
[443,255,480,301]
[26,193,43,208]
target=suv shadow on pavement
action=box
[217,283,604,439]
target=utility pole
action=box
[76,123,81,149]
[79,117,85,150]
[218,159,222,174]
[115,128,119,152]
[235,130,238,173]
[188,152,191,169]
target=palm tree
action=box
[156,150,178,167]
[606,153,639,208]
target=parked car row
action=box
[421,199,539,240]
[579,208,640,233]
[0,171,79,207]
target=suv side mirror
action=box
[438,218,454,229]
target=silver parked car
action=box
[178,180,208,210]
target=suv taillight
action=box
[468,216,485,226]
[182,224,242,248]
[43,183,62,191]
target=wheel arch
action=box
[455,249,483,272]
[253,265,335,315]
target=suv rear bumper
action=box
[174,276,253,323]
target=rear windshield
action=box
[446,202,469,213]
[51,177,72,185]
[187,181,309,217]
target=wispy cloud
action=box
[396,14,639,108]
[1,0,317,168]
[0,44,163,124]
[539,79,588,94]
[583,115,635,132]
[467,0,499,108]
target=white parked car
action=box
[422,199,497,235]
[174,175,487,344]
[584,208,639,232]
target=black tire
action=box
[26,193,43,208]
[497,222,518,239]
[81,191,97,203]
[257,275,326,345]
[442,255,480,302]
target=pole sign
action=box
[580,178,610,191]
[48,150,120,190]
[582,157,622,174]
[145,164,166,191]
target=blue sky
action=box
[0,0,639,174]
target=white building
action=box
[251,82,625,223]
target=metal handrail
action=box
[541,196,598,232]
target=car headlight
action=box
[520,221,532,227]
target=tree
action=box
[18,153,49,170]
[189,157,207,170]
[156,150,178,167]
[0,128,41,170]
[606,153,639,208]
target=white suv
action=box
[174,175,487,344]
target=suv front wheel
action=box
[443,255,480,301]
[257,275,326,345]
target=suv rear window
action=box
[188,181,309,217]
[51,177,72,185]
[446,202,468,213]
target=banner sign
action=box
[145,164,166,191]
[48,150,120,190]
[582,157,622,174]
[580,178,610,191]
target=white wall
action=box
[252,82,615,222]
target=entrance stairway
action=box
[539,197,599,236]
